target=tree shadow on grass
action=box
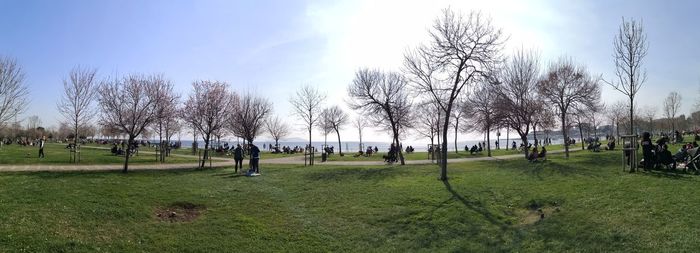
[442,179,508,230]
[14,166,219,179]
[636,169,694,180]
[305,166,404,181]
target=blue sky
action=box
[1,0,699,143]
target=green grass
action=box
[1,149,700,251]
[0,143,198,165]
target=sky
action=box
[1,0,699,144]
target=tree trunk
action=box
[629,96,634,135]
[123,137,133,173]
[533,124,538,147]
[454,120,459,153]
[579,122,585,150]
[335,129,342,155]
[506,129,510,150]
[440,114,449,181]
[486,126,492,157]
[308,128,312,166]
[200,135,210,168]
[395,134,405,165]
[562,115,569,158]
[521,135,529,159]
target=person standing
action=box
[233,144,244,173]
[38,136,46,158]
[250,144,261,174]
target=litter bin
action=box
[322,152,327,162]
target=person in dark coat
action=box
[233,144,244,173]
[250,144,261,174]
[38,136,46,158]
[640,132,654,171]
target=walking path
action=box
[0,147,581,172]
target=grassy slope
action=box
[1,150,699,252]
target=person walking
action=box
[250,144,261,174]
[233,144,244,173]
[38,136,46,158]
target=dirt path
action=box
[0,147,582,172]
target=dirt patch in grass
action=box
[517,199,562,225]
[155,202,206,223]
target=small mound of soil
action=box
[155,202,206,223]
[519,206,560,225]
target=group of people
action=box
[109,141,139,156]
[382,143,400,163]
[527,146,547,162]
[232,144,261,175]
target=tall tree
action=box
[663,91,682,133]
[464,77,499,157]
[324,105,349,155]
[348,69,413,165]
[537,57,601,158]
[0,56,29,131]
[150,77,180,162]
[404,8,504,180]
[265,116,290,149]
[607,17,648,136]
[181,80,236,168]
[414,101,441,150]
[354,117,367,152]
[318,108,334,146]
[97,74,159,172]
[494,49,542,159]
[289,85,326,166]
[229,93,272,144]
[57,67,98,157]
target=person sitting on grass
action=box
[657,144,676,169]
[528,147,539,162]
[470,145,478,155]
[538,146,547,160]
[606,139,616,150]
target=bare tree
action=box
[354,117,367,152]
[663,91,682,133]
[57,66,98,157]
[266,116,290,149]
[404,8,504,180]
[323,105,349,155]
[230,93,272,144]
[451,98,465,153]
[150,77,180,162]
[181,80,235,168]
[537,57,601,158]
[414,101,441,150]
[348,69,413,165]
[0,56,29,130]
[464,78,499,157]
[607,17,648,135]
[494,49,542,159]
[289,85,326,165]
[97,74,159,172]
[318,108,334,146]
[640,105,657,134]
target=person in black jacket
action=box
[250,144,261,174]
[233,144,244,173]
[640,132,654,171]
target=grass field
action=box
[0,143,199,165]
[1,149,700,252]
